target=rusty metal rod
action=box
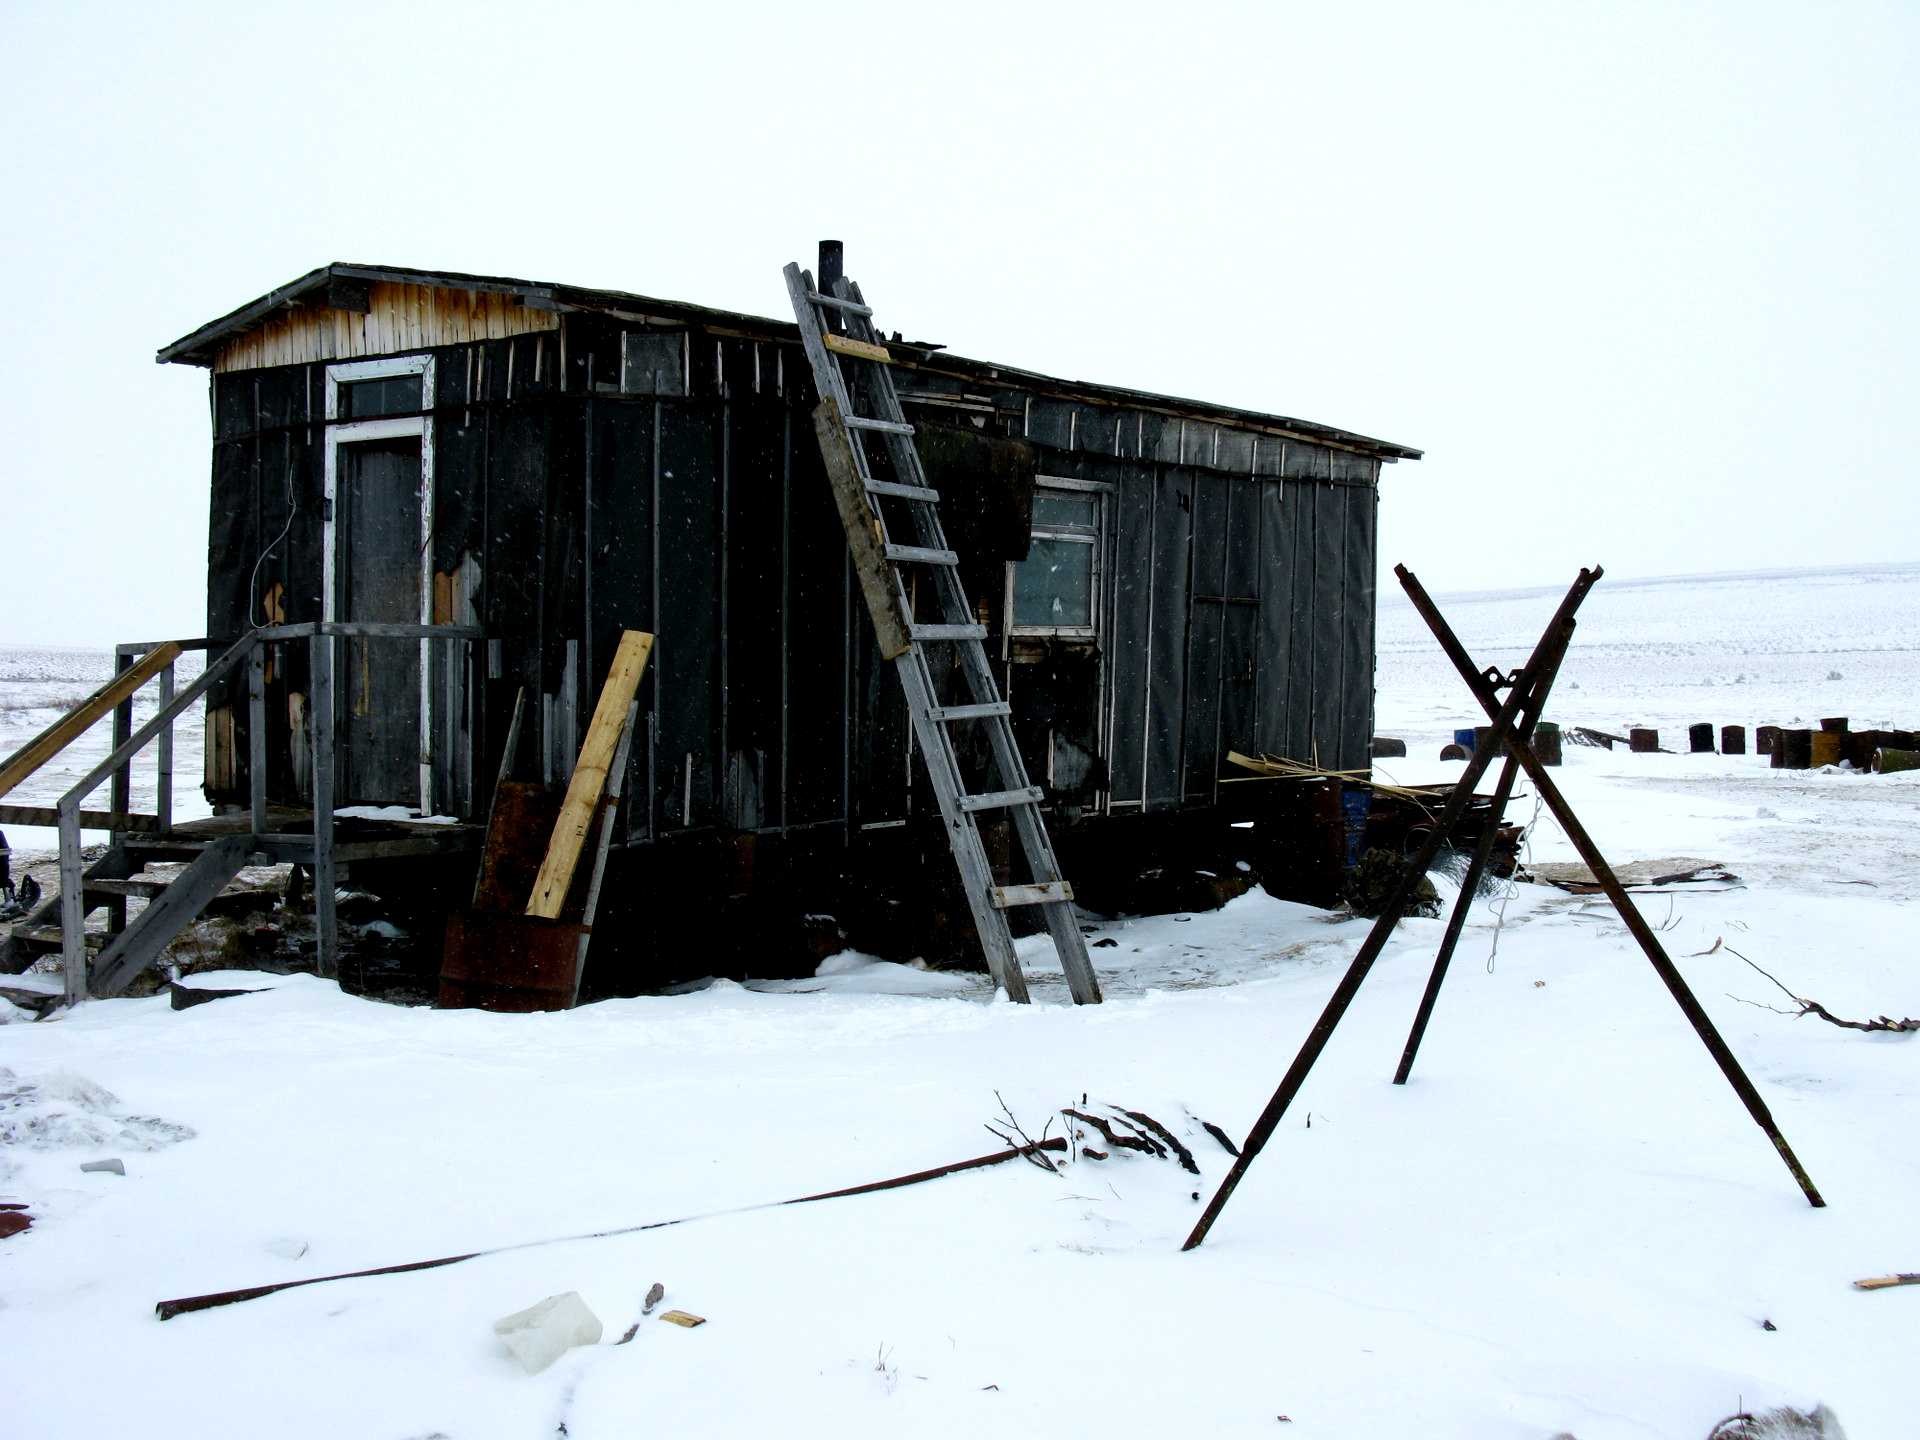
[1398,565,1825,1208]
[1393,621,1573,1085]
[1182,568,1602,1252]
[156,1137,1067,1322]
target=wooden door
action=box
[335,437,424,806]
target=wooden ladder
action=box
[781,258,1101,1005]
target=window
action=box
[1008,478,1106,638]
[336,372,423,419]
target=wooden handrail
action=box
[0,642,183,802]
[60,633,257,815]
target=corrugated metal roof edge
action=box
[155,262,1423,463]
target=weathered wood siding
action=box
[212,282,558,373]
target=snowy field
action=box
[4,564,1918,1438]
[0,645,210,856]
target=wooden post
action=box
[526,631,653,919]
[58,803,86,1005]
[310,632,337,981]
[110,651,133,831]
[248,643,268,835]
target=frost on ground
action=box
[1,565,1916,1438]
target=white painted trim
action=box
[322,354,436,809]
[1008,478,1105,640]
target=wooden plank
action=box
[811,399,915,660]
[0,804,161,833]
[0,642,182,801]
[991,881,1074,909]
[823,332,892,364]
[525,632,653,919]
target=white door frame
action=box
[322,354,436,810]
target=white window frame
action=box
[1006,475,1108,641]
[322,354,436,810]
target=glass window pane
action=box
[1014,538,1094,627]
[340,374,423,419]
[1033,492,1096,529]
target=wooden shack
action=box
[157,258,1420,983]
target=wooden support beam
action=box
[525,632,653,920]
[0,642,182,801]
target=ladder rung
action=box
[957,785,1044,814]
[809,290,873,316]
[846,416,914,435]
[910,623,989,642]
[884,543,958,566]
[991,881,1074,909]
[823,332,893,364]
[928,702,1012,722]
[866,480,940,502]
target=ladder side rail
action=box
[838,286,1102,1005]
[894,652,1029,1001]
[784,265,923,638]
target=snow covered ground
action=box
[3,565,1917,1438]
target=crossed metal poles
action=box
[1182,565,1823,1253]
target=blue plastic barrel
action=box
[1453,727,1477,753]
[1340,786,1372,868]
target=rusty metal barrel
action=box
[1689,723,1715,753]
[1820,717,1849,733]
[1782,728,1814,769]
[1630,727,1659,753]
[1721,725,1746,755]
[1810,731,1844,768]
[1370,736,1407,758]
[1534,722,1563,767]
[1873,747,1920,774]
[1756,725,1781,755]
[1843,730,1885,769]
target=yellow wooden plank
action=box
[0,642,183,801]
[822,332,893,364]
[525,631,654,918]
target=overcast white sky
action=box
[1,1,1913,646]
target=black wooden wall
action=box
[202,311,1380,839]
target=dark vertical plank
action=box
[653,403,721,831]
[1254,480,1292,755]
[1182,600,1225,802]
[1143,466,1193,808]
[1285,479,1318,760]
[1310,484,1346,768]
[1104,464,1154,803]
[784,402,849,827]
[1338,480,1379,771]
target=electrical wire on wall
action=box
[248,455,298,626]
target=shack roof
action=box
[157,261,1422,462]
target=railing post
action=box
[58,802,86,1005]
[109,651,133,832]
[156,661,175,833]
[310,630,337,981]
[248,641,268,836]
